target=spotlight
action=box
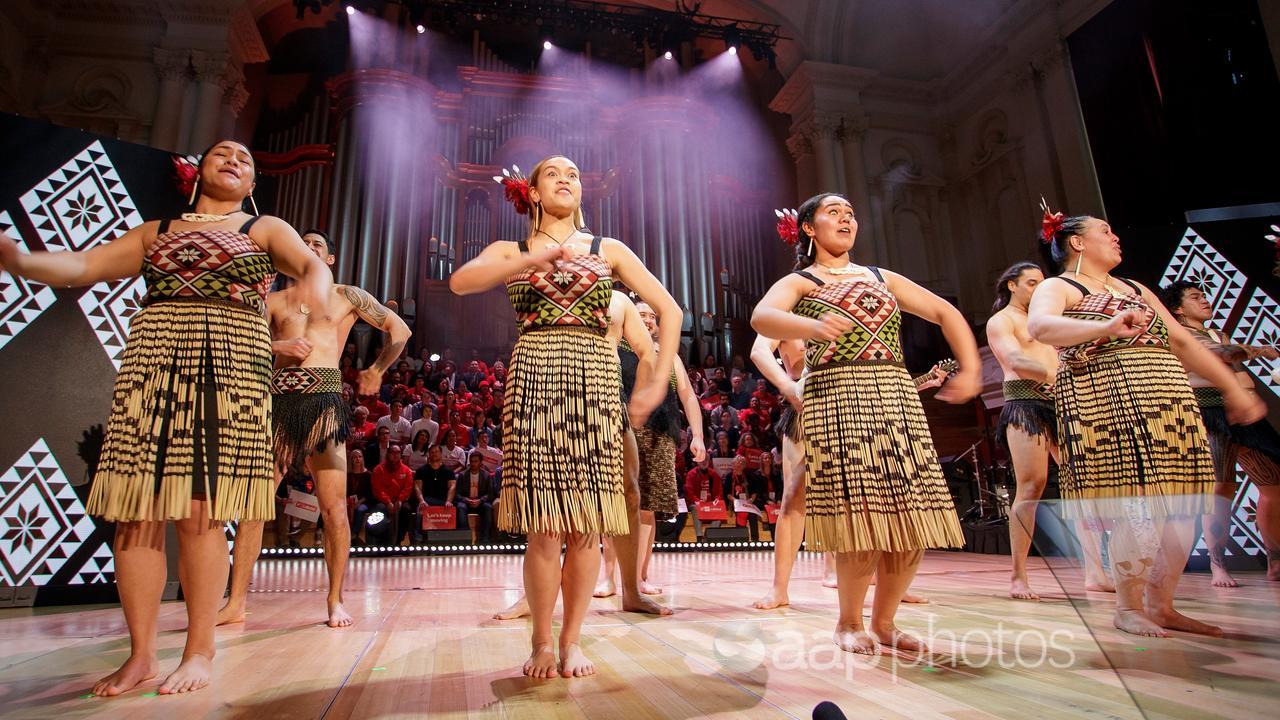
[663,50,674,60]
[543,40,552,50]
[416,24,425,34]
[429,353,440,362]
[728,45,738,56]
[345,5,355,16]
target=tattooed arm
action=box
[341,284,413,396]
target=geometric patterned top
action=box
[142,218,275,316]
[791,267,903,370]
[506,235,612,333]
[1058,276,1169,357]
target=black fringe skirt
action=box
[270,367,351,474]
[1197,388,1280,487]
[499,327,628,536]
[801,361,964,553]
[88,300,274,522]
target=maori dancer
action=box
[493,288,674,620]
[1027,202,1264,636]
[218,229,411,628]
[450,157,681,678]
[0,140,331,695]
[987,261,1112,599]
[751,193,979,654]
[1160,280,1280,584]
[608,298,706,596]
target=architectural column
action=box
[150,48,189,152]
[810,113,842,193]
[187,51,230,153]
[837,112,881,263]
[784,130,816,202]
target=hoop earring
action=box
[188,180,199,207]
[248,195,259,216]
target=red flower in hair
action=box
[774,208,799,246]
[1039,196,1064,244]
[172,154,200,198]
[493,165,533,216]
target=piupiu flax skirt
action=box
[270,367,351,474]
[801,361,964,553]
[88,299,275,522]
[1054,346,1213,516]
[634,425,678,515]
[498,327,628,536]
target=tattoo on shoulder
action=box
[341,285,390,326]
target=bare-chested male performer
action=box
[218,229,411,627]
[987,261,1111,600]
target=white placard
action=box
[733,498,762,516]
[283,488,320,522]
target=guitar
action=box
[913,359,959,391]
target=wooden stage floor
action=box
[1,551,1277,719]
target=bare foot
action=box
[1113,609,1169,638]
[902,591,929,604]
[327,599,354,628]
[1268,558,1280,582]
[1085,576,1116,593]
[559,643,596,678]
[215,599,246,626]
[592,578,617,598]
[1210,565,1239,588]
[158,654,212,695]
[833,624,879,655]
[92,654,158,697]
[821,574,838,589]
[1148,607,1224,637]
[872,625,928,654]
[1010,577,1040,601]
[752,588,790,610]
[494,597,530,621]
[523,643,558,678]
[639,580,663,596]
[621,593,673,616]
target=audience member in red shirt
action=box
[347,405,377,451]
[371,444,416,544]
[735,432,765,470]
[738,397,771,439]
[685,456,723,505]
[358,394,390,422]
[750,379,779,416]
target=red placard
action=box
[764,503,780,524]
[695,498,728,521]
[421,505,456,530]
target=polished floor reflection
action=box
[1,551,1277,719]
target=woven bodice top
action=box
[1057,277,1169,361]
[142,217,275,315]
[506,236,612,333]
[791,267,903,370]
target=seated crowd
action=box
[276,346,789,547]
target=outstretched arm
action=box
[0,224,152,287]
[343,284,413,396]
